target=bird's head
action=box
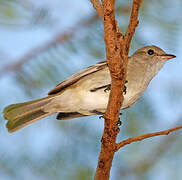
[132,45,176,65]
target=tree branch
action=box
[124,0,142,52]
[92,0,143,180]
[90,0,104,19]
[116,124,182,151]
[118,134,177,176]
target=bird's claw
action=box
[117,117,122,126]
[123,80,128,95]
[104,84,111,92]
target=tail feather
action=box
[3,97,54,133]
[6,110,53,133]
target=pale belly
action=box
[75,86,143,114]
[78,89,110,113]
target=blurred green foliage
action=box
[0,0,52,28]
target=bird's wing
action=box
[48,61,107,95]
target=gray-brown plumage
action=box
[3,45,176,132]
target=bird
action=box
[3,45,176,133]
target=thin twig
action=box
[90,0,104,19]
[124,0,143,54]
[118,134,177,176]
[116,124,182,151]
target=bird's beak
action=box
[159,54,176,60]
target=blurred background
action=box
[0,0,182,179]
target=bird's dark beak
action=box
[159,54,176,60]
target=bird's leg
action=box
[123,80,128,95]
[104,84,111,92]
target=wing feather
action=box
[48,61,107,95]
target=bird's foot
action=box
[117,117,122,126]
[123,80,128,95]
[116,112,123,126]
[104,84,111,92]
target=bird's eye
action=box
[147,49,154,55]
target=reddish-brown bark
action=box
[91,0,143,179]
[116,124,182,150]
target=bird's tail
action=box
[3,96,54,133]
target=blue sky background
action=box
[0,0,182,179]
